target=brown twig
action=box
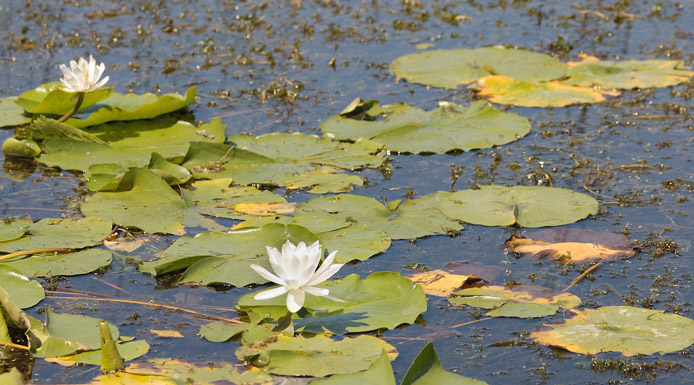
[563,262,602,293]
[450,316,492,329]
[1,341,30,351]
[46,293,242,324]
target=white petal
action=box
[303,286,330,297]
[250,264,286,286]
[307,262,343,286]
[266,246,288,279]
[254,285,289,300]
[286,289,305,313]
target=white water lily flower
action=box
[250,240,344,313]
[59,55,109,93]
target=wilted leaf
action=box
[474,75,615,107]
[440,185,599,228]
[236,334,397,377]
[149,329,183,338]
[390,47,567,89]
[565,56,694,89]
[407,269,482,297]
[505,229,637,262]
[295,192,462,240]
[320,100,530,153]
[239,272,427,334]
[449,285,580,318]
[531,306,694,356]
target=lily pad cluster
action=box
[390,47,694,107]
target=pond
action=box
[1,0,694,383]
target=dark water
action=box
[2,0,694,383]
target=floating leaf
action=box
[0,265,44,308]
[310,350,396,385]
[65,86,197,128]
[285,166,364,194]
[0,220,30,243]
[320,100,530,153]
[141,224,318,285]
[28,116,106,144]
[565,56,694,89]
[2,137,41,157]
[407,269,482,297]
[0,368,23,385]
[147,152,192,185]
[182,134,385,186]
[89,359,272,385]
[0,97,31,128]
[239,272,427,334]
[295,192,462,240]
[81,168,219,235]
[190,178,289,221]
[199,321,250,342]
[39,118,224,172]
[440,185,599,227]
[15,82,113,115]
[474,75,614,107]
[390,47,567,89]
[531,306,694,356]
[400,342,488,385]
[0,217,112,253]
[505,229,637,262]
[236,334,397,377]
[449,285,580,318]
[100,321,125,371]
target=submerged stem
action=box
[56,92,85,123]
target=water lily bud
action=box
[2,137,41,157]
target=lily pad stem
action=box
[56,92,85,123]
[0,247,73,262]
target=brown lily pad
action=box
[505,229,638,262]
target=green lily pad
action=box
[236,217,391,263]
[236,334,397,377]
[182,134,386,186]
[565,57,694,89]
[390,47,567,89]
[141,223,318,285]
[0,217,112,253]
[285,166,364,194]
[26,116,106,144]
[2,137,41,157]
[0,368,23,385]
[239,272,427,334]
[0,264,44,308]
[91,359,273,385]
[310,350,396,385]
[320,100,530,153]
[0,220,31,243]
[448,286,581,318]
[474,75,613,107]
[54,339,150,366]
[15,82,113,115]
[38,118,225,172]
[65,86,197,128]
[190,178,289,221]
[401,342,488,385]
[294,192,462,240]
[439,185,599,227]
[28,308,120,358]
[82,169,290,235]
[4,249,112,277]
[199,321,251,343]
[531,306,694,356]
[0,97,31,128]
